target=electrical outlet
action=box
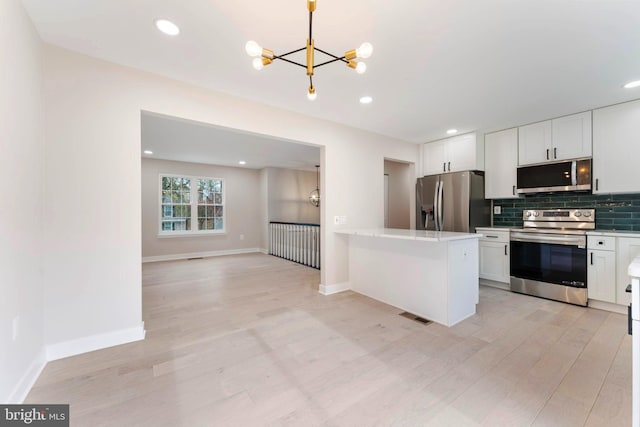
[493,206,502,215]
[12,316,19,341]
[334,216,340,225]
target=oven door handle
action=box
[510,232,586,247]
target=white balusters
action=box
[268,222,320,269]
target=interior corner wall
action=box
[0,0,45,403]
[141,158,262,259]
[41,43,419,349]
[266,168,321,225]
[384,160,412,229]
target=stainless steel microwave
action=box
[516,158,592,194]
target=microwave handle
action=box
[571,161,577,186]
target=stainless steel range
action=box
[510,208,595,306]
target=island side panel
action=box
[347,234,450,325]
[446,238,480,326]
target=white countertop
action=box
[630,255,640,277]
[588,230,640,238]
[335,228,482,242]
[476,226,512,232]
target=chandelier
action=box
[309,165,320,207]
[245,0,373,101]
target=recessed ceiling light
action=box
[238,160,247,165]
[623,80,640,89]
[143,150,153,155]
[359,96,373,104]
[155,19,180,36]
[446,129,458,135]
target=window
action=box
[160,175,224,235]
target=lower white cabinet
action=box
[587,236,616,303]
[478,229,510,284]
[617,237,640,305]
[587,234,640,308]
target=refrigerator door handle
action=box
[433,182,440,230]
[438,179,444,231]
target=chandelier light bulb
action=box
[355,62,367,74]
[356,42,373,59]
[252,57,265,70]
[307,87,317,101]
[245,40,262,57]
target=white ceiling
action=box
[141,112,320,170]
[21,0,640,144]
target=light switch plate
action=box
[493,206,501,215]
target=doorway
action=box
[383,159,412,229]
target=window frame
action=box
[158,173,226,237]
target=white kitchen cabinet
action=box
[518,111,592,166]
[551,111,592,161]
[518,120,552,165]
[587,236,616,303]
[477,229,510,284]
[484,128,519,199]
[593,99,640,194]
[422,133,483,176]
[617,237,640,305]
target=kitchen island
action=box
[335,228,481,327]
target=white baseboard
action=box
[319,282,350,295]
[46,322,146,361]
[7,348,47,403]
[588,299,627,315]
[258,248,269,254]
[142,248,262,263]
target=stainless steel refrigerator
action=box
[416,171,490,232]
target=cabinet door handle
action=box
[443,162,446,172]
[554,147,557,159]
[504,244,508,256]
[546,149,549,160]
[512,185,516,195]
[590,252,593,265]
[448,161,451,172]
[486,235,499,239]
[595,178,599,191]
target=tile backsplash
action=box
[492,192,640,231]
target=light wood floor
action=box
[27,254,631,426]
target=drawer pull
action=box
[486,235,499,239]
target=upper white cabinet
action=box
[593,99,640,194]
[422,133,483,176]
[518,111,592,166]
[484,128,519,199]
[518,120,552,165]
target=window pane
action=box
[214,218,223,230]
[214,206,223,217]
[162,205,172,218]
[214,193,222,204]
[213,180,222,192]
[181,191,190,204]
[162,177,171,191]
[162,191,172,203]
[197,206,205,217]
[206,219,214,230]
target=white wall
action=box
[41,44,419,351]
[266,167,320,225]
[141,158,262,260]
[0,0,45,402]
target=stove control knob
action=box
[525,211,532,217]
[574,212,582,217]
[584,211,592,217]
[533,211,539,217]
